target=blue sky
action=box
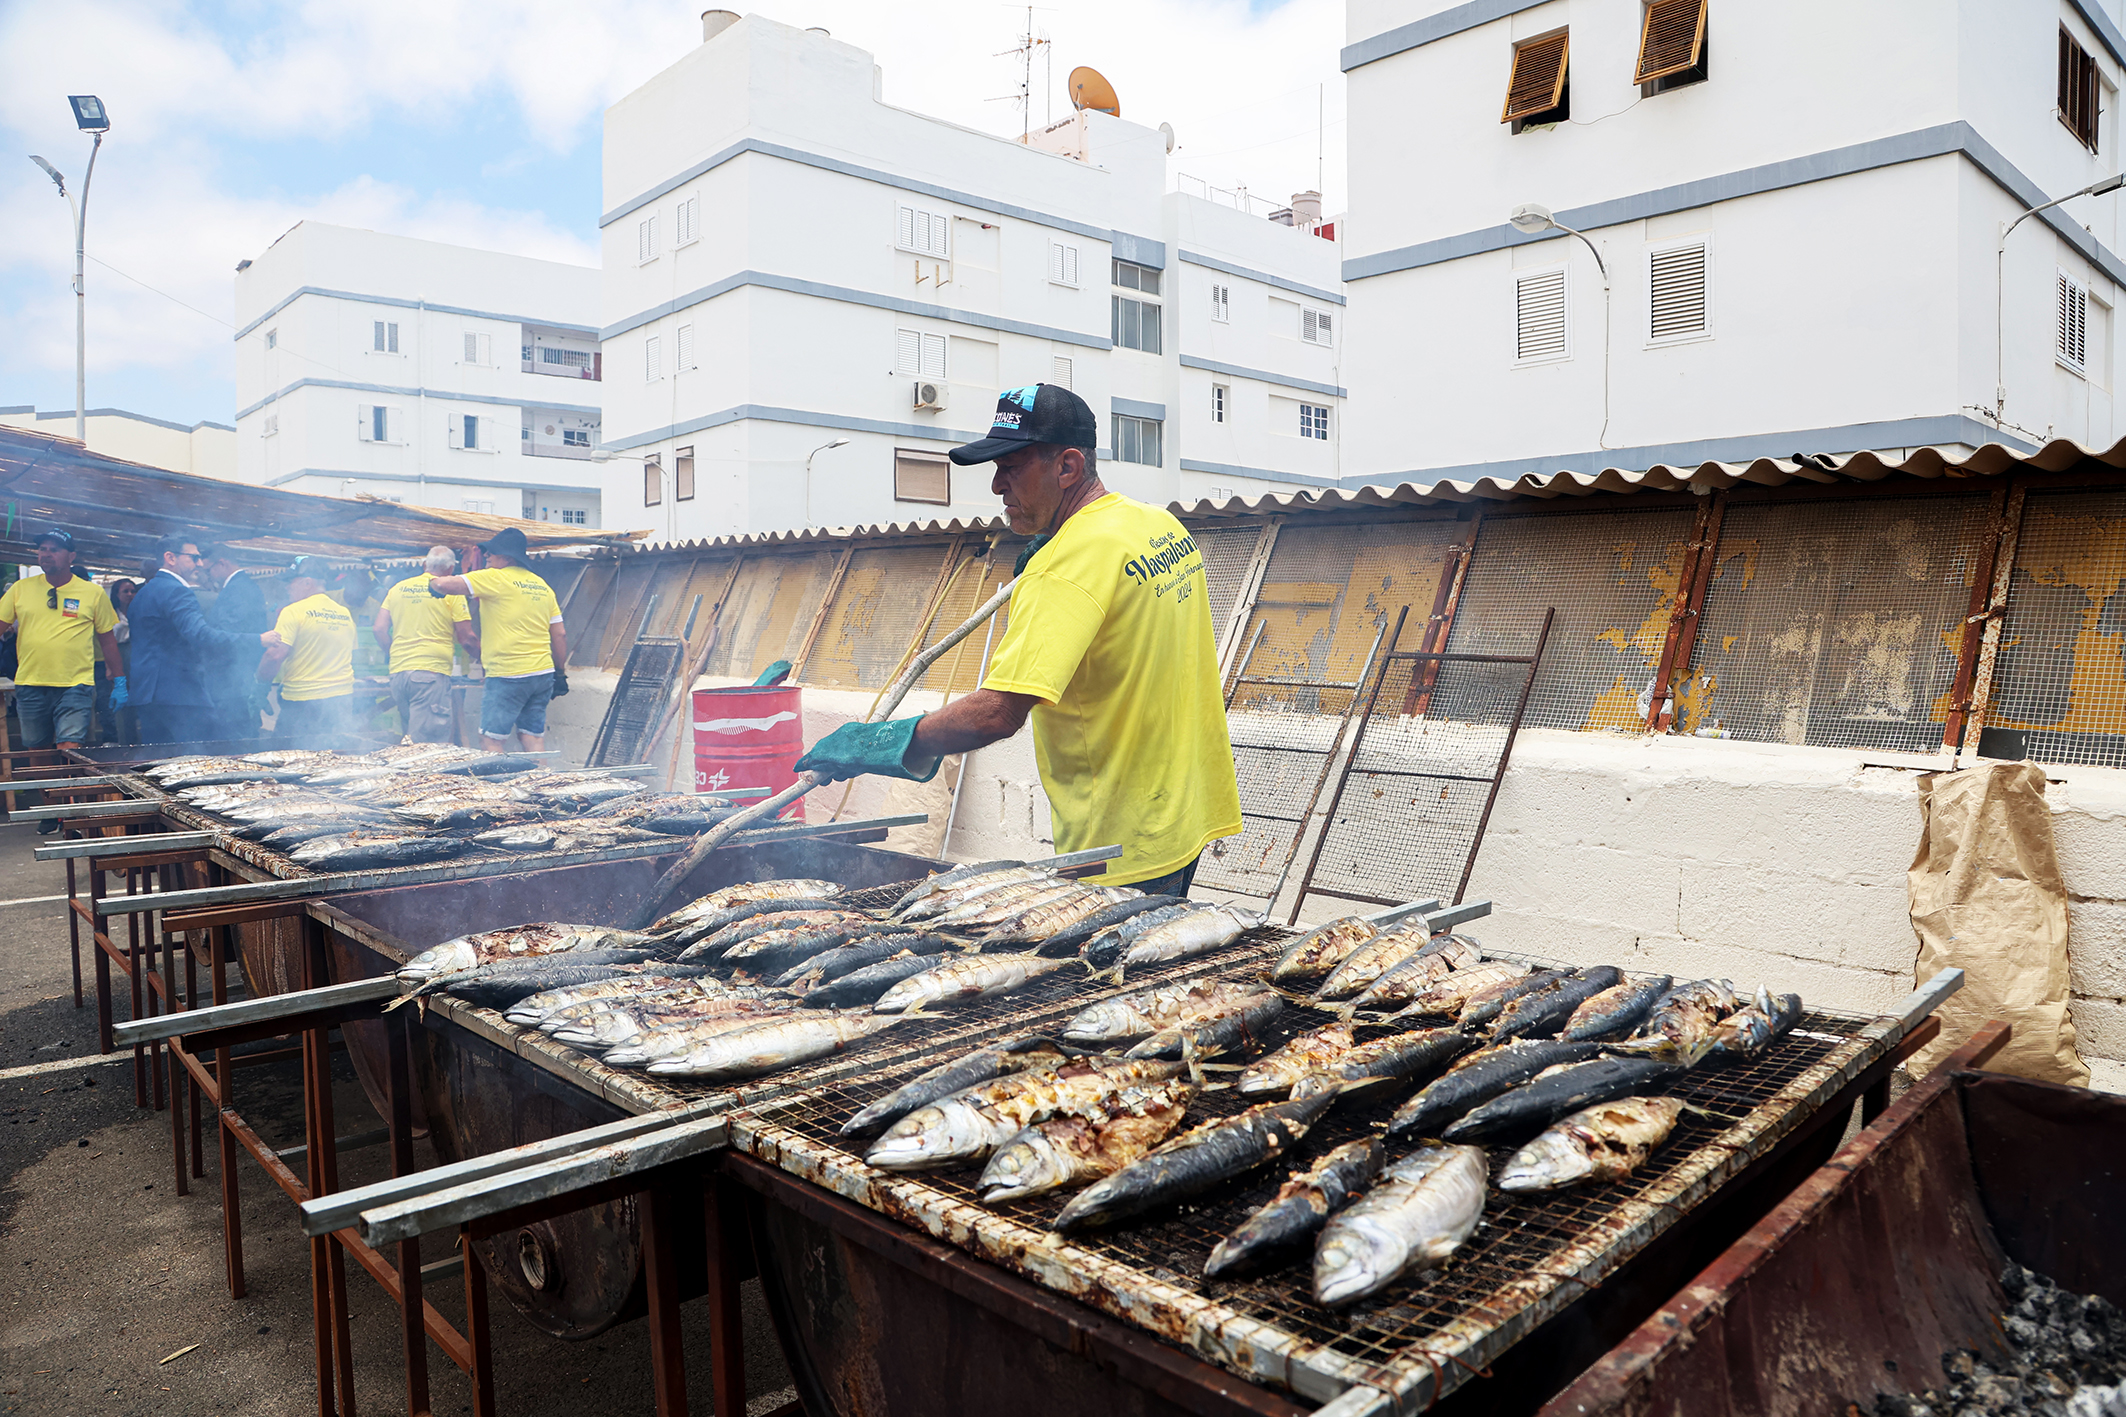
[0,0,1345,432]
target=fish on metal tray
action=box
[1458,966,1569,1030]
[504,969,719,1025]
[1312,1144,1487,1307]
[439,963,652,1011]
[721,921,892,976]
[1703,987,1802,1064]
[252,816,398,847]
[1239,1023,1355,1098]
[1122,988,1284,1062]
[1442,1055,1691,1145]
[680,908,868,961]
[1341,935,1484,1015]
[1078,903,1194,969]
[1561,975,1674,1043]
[1389,960,1530,1021]
[157,764,286,789]
[1385,1037,1605,1140]
[661,896,849,951]
[1118,903,1263,970]
[398,923,663,983]
[975,887,1140,951]
[1614,978,1741,1065]
[1312,926,1443,1002]
[397,797,546,831]
[645,1011,902,1080]
[872,953,1078,1015]
[976,1076,1199,1203]
[395,949,659,1007]
[1205,1137,1385,1279]
[789,932,956,987]
[530,979,770,1033]
[889,859,1028,915]
[1268,916,1380,986]
[1032,895,1185,958]
[864,1058,1185,1171]
[840,1035,1078,1139]
[596,1005,799,1066]
[1291,1026,1477,1102]
[224,795,365,823]
[1050,1089,1337,1234]
[290,833,473,872]
[549,995,787,1051]
[1489,965,1626,1041]
[1061,978,1267,1047]
[892,865,1054,921]
[1497,1096,1687,1192]
[930,879,1090,930]
[800,951,958,1009]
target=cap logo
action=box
[1003,385,1040,411]
[993,411,1022,431]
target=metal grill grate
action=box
[1684,496,1990,751]
[1186,522,1271,649]
[587,637,686,767]
[1234,520,1462,693]
[800,545,955,689]
[1985,488,2126,768]
[1448,509,1696,733]
[703,551,841,680]
[735,935,1887,1410]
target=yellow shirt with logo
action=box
[273,593,356,701]
[460,567,561,679]
[981,494,1241,885]
[0,574,117,688]
[382,575,471,675]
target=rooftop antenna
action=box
[992,5,1054,140]
[1068,65,1121,117]
[1317,83,1325,196]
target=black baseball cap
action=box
[949,383,1097,465]
[287,556,332,582]
[478,526,530,560]
[36,528,73,549]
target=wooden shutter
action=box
[1515,268,1568,359]
[2061,27,2100,150]
[1634,0,1706,85]
[1649,241,1708,339]
[1502,30,1569,122]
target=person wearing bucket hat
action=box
[256,556,357,741]
[425,525,570,752]
[795,383,1241,893]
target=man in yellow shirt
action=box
[375,546,477,743]
[796,385,1241,890]
[0,529,124,753]
[257,557,356,741]
[424,527,569,752]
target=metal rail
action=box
[111,977,399,1049]
[37,832,219,860]
[10,796,164,821]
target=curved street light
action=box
[27,96,109,443]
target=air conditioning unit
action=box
[914,381,948,411]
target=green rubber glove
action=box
[793,716,940,784]
[753,660,793,686]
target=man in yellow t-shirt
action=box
[257,557,356,742]
[0,529,125,754]
[796,385,1241,890]
[424,527,569,752]
[375,546,477,742]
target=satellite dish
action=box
[1158,121,1176,154]
[1068,66,1121,117]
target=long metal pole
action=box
[74,132,101,442]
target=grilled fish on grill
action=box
[801,951,953,1009]
[1703,988,1803,1064]
[238,748,347,770]
[864,1058,1184,1171]
[1061,978,1269,1047]
[889,859,1028,915]
[784,932,956,987]
[893,866,1055,921]
[1078,903,1194,969]
[1312,927,1442,1002]
[1343,935,1483,1015]
[646,1011,901,1080]
[290,832,473,871]
[1116,903,1262,970]
[1122,988,1284,1061]
[1389,961,1530,1020]
[976,1075,1198,1203]
[394,949,660,1007]
[1205,1137,1384,1279]
[550,995,787,1050]
[976,887,1140,950]
[597,1006,800,1066]
[1561,975,1674,1042]
[1268,916,1379,986]
[1497,1097,1687,1192]
[1442,1055,1691,1144]
[872,953,1077,1014]
[1291,1026,1477,1101]
[399,923,662,982]
[1034,895,1185,958]
[1489,965,1625,1041]
[1385,1038,1605,1140]
[722,921,891,976]
[1459,967,1569,1030]
[651,880,843,935]
[505,970,721,1025]
[841,1035,1078,1139]
[931,879,1089,929]
[1239,1023,1356,1097]
[1051,1089,1337,1234]
[1615,979,1741,1065]
[1312,1145,1487,1307]
[256,816,399,847]
[529,978,769,1033]
[680,909,866,961]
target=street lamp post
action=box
[804,438,850,528]
[27,96,110,444]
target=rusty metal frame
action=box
[1645,489,1728,733]
[1404,512,1482,717]
[1213,516,1284,681]
[1955,481,2030,760]
[1940,485,2014,752]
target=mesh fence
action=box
[1987,488,2126,767]
[1683,495,1990,752]
[1446,507,1695,733]
[912,549,1018,696]
[800,544,955,689]
[1185,522,1270,650]
[702,550,842,680]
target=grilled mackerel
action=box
[1561,975,1674,1042]
[1035,895,1185,958]
[1342,934,1483,1015]
[976,1076,1198,1203]
[1442,1055,1691,1144]
[1497,1097,1687,1192]
[1268,916,1378,986]
[1061,978,1266,1047]
[1051,1089,1337,1234]
[865,1058,1185,1171]
[800,951,950,1009]
[1239,1023,1356,1097]
[1290,1026,1476,1101]
[398,923,658,983]
[889,859,1028,916]
[872,953,1077,1014]
[1117,904,1262,969]
[1313,1145,1487,1306]
[1312,927,1441,1002]
[976,887,1139,951]
[1122,988,1284,1061]
[1205,1137,1384,1279]
[646,1011,899,1080]
[841,1035,1078,1138]
[1618,979,1741,1065]
[1489,966,1625,1041]
[1389,961,1530,1020]
[1385,1038,1605,1140]
[648,881,844,942]
[1079,903,1194,969]
[1704,988,1803,1064]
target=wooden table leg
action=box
[704,1175,747,1417]
[642,1182,691,1416]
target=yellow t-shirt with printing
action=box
[0,574,117,687]
[273,593,355,701]
[980,493,1241,886]
[460,567,561,679]
[382,575,471,675]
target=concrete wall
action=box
[0,406,236,477]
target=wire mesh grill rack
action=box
[1241,521,1463,688]
[1986,487,2126,768]
[802,545,956,689]
[587,636,685,767]
[728,934,1894,1411]
[1449,507,1696,734]
[1188,522,1273,650]
[702,549,841,680]
[1684,495,1991,752]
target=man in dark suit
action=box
[203,545,271,740]
[130,534,273,744]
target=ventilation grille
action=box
[1516,268,1568,360]
[2059,273,2089,370]
[1649,242,1708,340]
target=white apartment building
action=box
[233,223,604,526]
[0,406,235,477]
[597,13,1346,540]
[1339,0,2126,484]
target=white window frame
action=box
[1645,234,1715,347]
[637,214,660,265]
[1211,284,1230,323]
[357,404,401,444]
[371,320,400,355]
[895,327,947,380]
[676,323,696,373]
[1512,263,1571,365]
[447,413,492,452]
[461,331,494,366]
[675,195,701,248]
[265,328,277,350]
[2059,267,2093,375]
[1212,383,1228,423]
[644,334,663,382]
[1301,307,1335,347]
[897,203,952,259]
[1049,240,1081,287]
[1299,403,1331,440]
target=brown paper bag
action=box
[1907,762,2087,1085]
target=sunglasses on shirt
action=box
[45,587,56,611]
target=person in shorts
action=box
[256,557,356,742]
[376,546,477,742]
[424,527,569,752]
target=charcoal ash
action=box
[1870,1264,2126,1417]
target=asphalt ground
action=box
[0,821,793,1416]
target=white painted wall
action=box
[232,222,604,525]
[0,406,235,477]
[597,14,1346,541]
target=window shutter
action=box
[2059,273,2090,369]
[638,215,657,262]
[2061,28,2101,150]
[1062,244,1078,284]
[466,415,479,450]
[464,332,479,363]
[920,332,947,379]
[1502,30,1569,122]
[387,322,399,353]
[1515,268,1568,359]
[1050,243,1064,282]
[384,406,399,442]
[449,415,463,449]
[1318,311,1333,344]
[896,328,920,375]
[894,450,951,504]
[898,205,915,250]
[1633,0,1706,84]
[1649,242,1708,339]
[374,320,385,351]
[677,323,695,371]
[645,335,662,382]
[357,404,374,442]
[1052,355,1073,388]
[1302,309,1318,343]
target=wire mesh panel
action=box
[912,549,1018,695]
[587,637,684,766]
[1184,521,1271,648]
[1447,508,1695,732]
[592,561,661,669]
[1986,488,2126,767]
[801,544,954,688]
[1682,495,1991,751]
[703,550,841,680]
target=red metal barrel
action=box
[692,684,805,818]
